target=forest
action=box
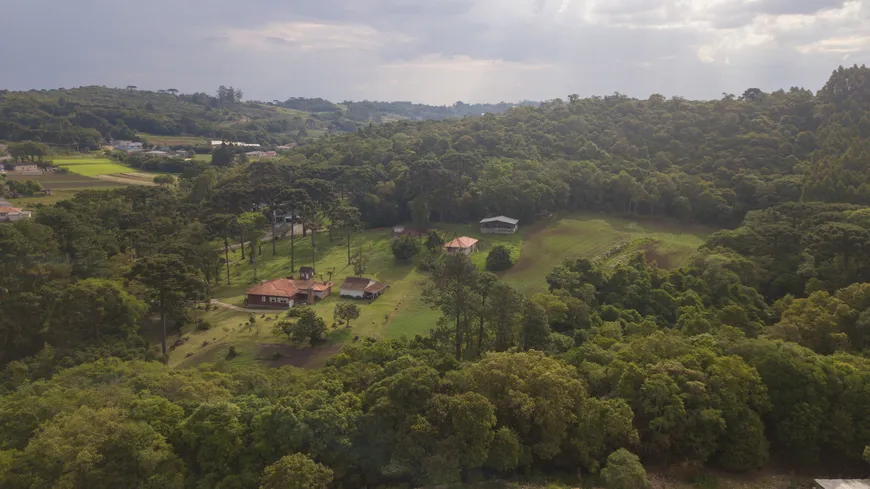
[1,65,870,488]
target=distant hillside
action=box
[0,86,536,150]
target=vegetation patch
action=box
[53,157,133,176]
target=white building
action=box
[0,205,32,222]
[340,277,388,300]
[211,140,261,148]
[114,141,144,152]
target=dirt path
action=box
[209,299,272,313]
[94,174,157,186]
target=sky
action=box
[0,0,868,104]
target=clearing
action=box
[167,212,712,369]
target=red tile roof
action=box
[444,236,478,249]
[0,206,22,214]
[246,278,332,297]
[246,279,298,298]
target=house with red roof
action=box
[444,236,479,255]
[0,205,32,222]
[245,277,333,308]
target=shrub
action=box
[287,308,302,318]
[601,449,650,489]
[226,346,237,359]
[195,320,212,331]
[248,313,256,324]
[392,235,420,260]
[486,245,514,271]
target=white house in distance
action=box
[444,236,479,255]
[0,205,33,222]
[480,216,519,234]
[114,140,144,152]
[339,277,389,300]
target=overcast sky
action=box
[1,0,868,104]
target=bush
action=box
[248,313,256,324]
[486,245,514,271]
[195,320,212,331]
[226,346,237,359]
[392,235,420,260]
[600,449,650,489]
[287,308,302,318]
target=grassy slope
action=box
[168,213,711,369]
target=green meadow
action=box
[168,213,711,369]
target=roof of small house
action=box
[444,236,479,249]
[480,215,519,225]
[340,276,375,291]
[0,206,23,214]
[815,480,870,489]
[365,282,388,294]
[246,278,298,298]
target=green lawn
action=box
[168,213,712,369]
[53,157,133,176]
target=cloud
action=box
[0,0,868,104]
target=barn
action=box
[480,216,519,234]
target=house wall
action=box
[314,288,331,299]
[480,223,517,234]
[246,294,292,308]
[447,246,474,255]
[340,288,366,299]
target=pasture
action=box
[168,213,711,369]
[53,157,132,176]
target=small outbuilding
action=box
[299,266,315,280]
[815,480,870,489]
[480,216,519,234]
[444,236,479,255]
[340,277,389,300]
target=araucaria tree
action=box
[427,253,479,360]
[131,254,208,354]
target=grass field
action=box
[167,213,712,369]
[53,157,133,176]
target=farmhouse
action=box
[480,216,519,234]
[444,236,479,255]
[340,277,389,300]
[0,206,32,222]
[245,277,333,308]
[9,163,40,174]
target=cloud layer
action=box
[1,0,867,103]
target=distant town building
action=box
[211,140,261,148]
[0,205,32,222]
[114,140,144,152]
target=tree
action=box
[236,212,268,280]
[130,254,208,354]
[428,253,479,360]
[334,302,361,328]
[600,449,650,489]
[211,143,235,167]
[410,196,430,228]
[425,230,445,251]
[275,308,327,345]
[153,174,176,188]
[331,204,360,265]
[46,279,146,347]
[520,300,550,351]
[259,453,333,489]
[352,251,366,276]
[392,234,420,260]
[8,141,49,162]
[7,406,185,488]
[205,214,236,285]
[485,245,514,271]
